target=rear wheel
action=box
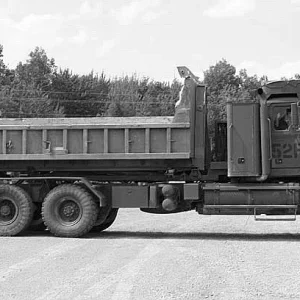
[0,184,33,236]
[42,184,98,237]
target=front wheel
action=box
[42,184,98,238]
[0,184,33,236]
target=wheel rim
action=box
[0,198,19,225]
[55,198,83,226]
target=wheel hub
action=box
[63,205,76,217]
[0,205,11,216]
[0,199,18,224]
[58,199,81,224]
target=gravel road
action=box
[1,209,300,300]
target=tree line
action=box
[0,46,181,118]
[0,45,299,125]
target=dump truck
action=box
[1,66,300,237]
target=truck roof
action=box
[262,80,300,99]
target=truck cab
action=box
[226,80,300,182]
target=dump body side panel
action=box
[0,120,190,161]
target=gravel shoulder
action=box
[1,209,300,300]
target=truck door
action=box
[270,102,300,169]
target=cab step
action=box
[254,205,298,221]
[203,204,298,221]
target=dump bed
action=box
[0,116,190,160]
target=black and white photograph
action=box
[0,0,300,299]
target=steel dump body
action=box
[0,116,195,179]
[0,117,190,160]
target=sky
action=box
[0,0,300,82]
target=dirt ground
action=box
[1,209,300,300]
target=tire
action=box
[0,184,33,236]
[92,208,118,232]
[42,184,98,238]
